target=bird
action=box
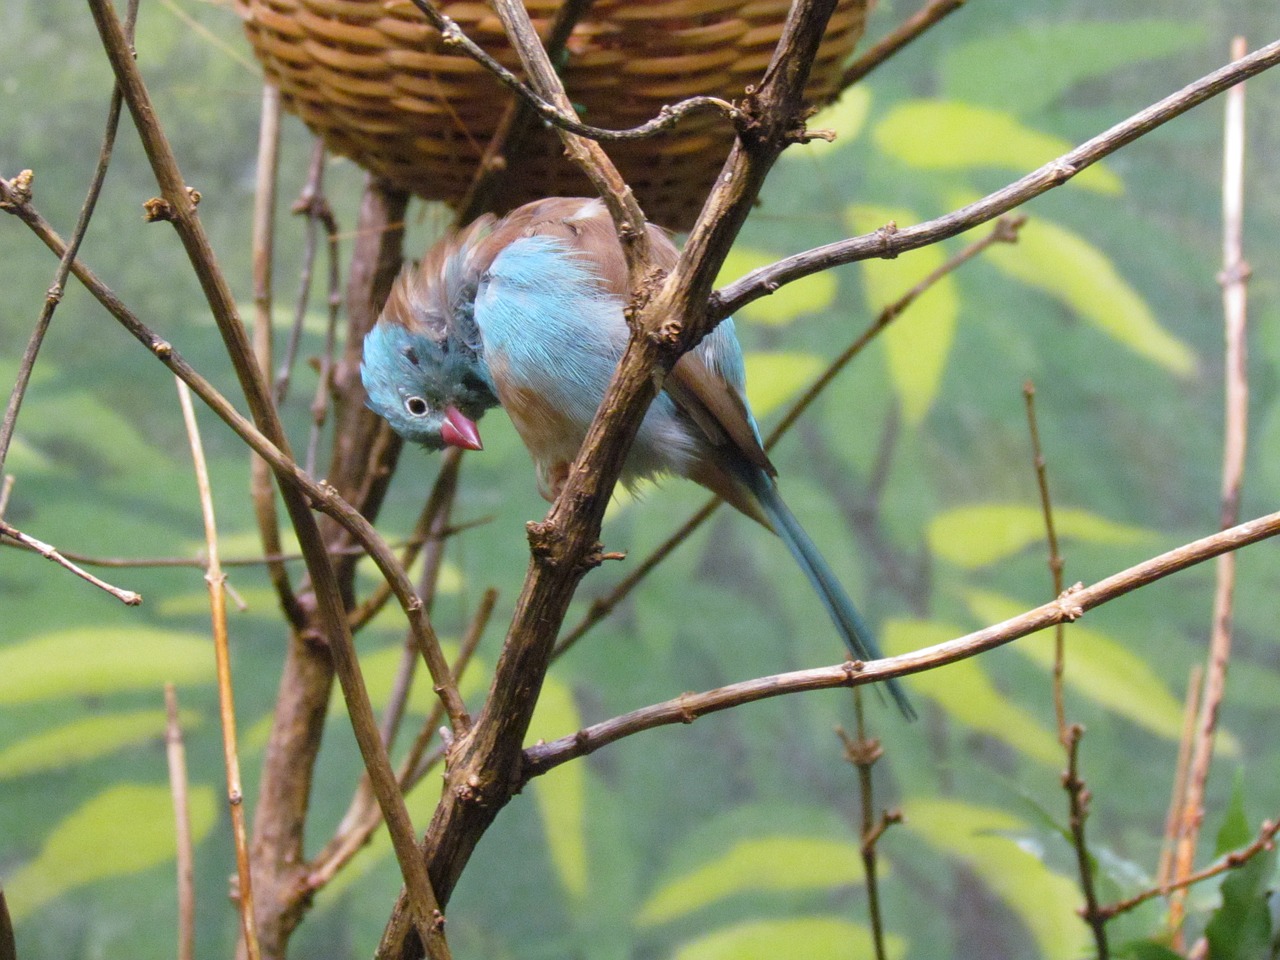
[362,197,914,719]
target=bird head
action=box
[361,319,492,451]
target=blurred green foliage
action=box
[2,1,1280,958]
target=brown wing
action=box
[480,198,776,476]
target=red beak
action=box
[440,405,483,450]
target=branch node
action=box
[143,196,173,222]
[875,222,900,259]
[0,169,34,208]
[1056,583,1085,621]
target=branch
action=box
[552,215,1023,657]
[404,0,738,144]
[163,684,196,960]
[712,38,1280,322]
[523,504,1280,778]
[0,0,139,477]
[835,0,967,91]
[0,174,469,732]
[0,518,141,605]
[1170,34,1253,936]
[1100,817,1280,922]
[175,380,261,960]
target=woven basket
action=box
[236,0,867,230]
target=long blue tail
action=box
[747,470,916,720]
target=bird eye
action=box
[404,396,429,417]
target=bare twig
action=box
[0,178,469,734]
[176,380,261,960]
[553,215,1024,657]
[1157,665,1203,889]
[247,81,303,627]
[1023,381,1068,740]
[713,38,1280,321]
[82,5,453,953]
[309,588,495,891]
[0,519,141,604]
[405,0,738,144]
[836,0,967,91]
[485,0,652,275]
[164,684,196,960]
[1170,36,1252,939]
[523,503,1280,778]
[836,691,901,960]
[0,0,139,478]
[0,475,13,520]
[1102,817,1280,921]
[455,0,596,223]
[276,140,333,403]
[1062,725,1109,957]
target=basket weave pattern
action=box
[236,0,867,229]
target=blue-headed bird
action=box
[362,197,913,718]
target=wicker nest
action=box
[236,0,867,230]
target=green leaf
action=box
[526,673,588,902]
[984,217,1195,375]
[847,205,959,426]
[1205,779,1275,959]
[903,798,1089,960]
[0,627,213,705]
[1215,771,1252,856]
[882,620,1060,765]
[671,917,902,960]
[0,709,200,780]
[1114,941,1186,960]
[965,591,1238,752]
[873,100,1121,194]
[927,503,1154,568]
[4,783,217,921]
[638,836,865,927]
[940,20,1206,115]
[742,351,826,420]
[716,247,838,326]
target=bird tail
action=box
[747,471,916,721]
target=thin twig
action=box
[836,691,900,960]
[1062,725,1109,957]
[304,173,343,476]
[0,518,486,571]
[485,0,651,275]
[405,0,738,144]
[835,0,966,92]
[276,140,332,404]
[552,215,1024,658]
[308,588,496,891]
[0,0,139,478]
[247,81,303,627]
[1023,381,1068,741]
[176,380,262,960]
[0,475,15,521]
[0,178,470,734]
[523,502,1280,778]
[164,684,196,960]
[713,38,1280,322]
[1170,35,1252,939]
[81,6,454,951]
[1101,817,1280,921]
[1157,665,1204,889]
[0,519,141,604]
[454,0,596,223]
